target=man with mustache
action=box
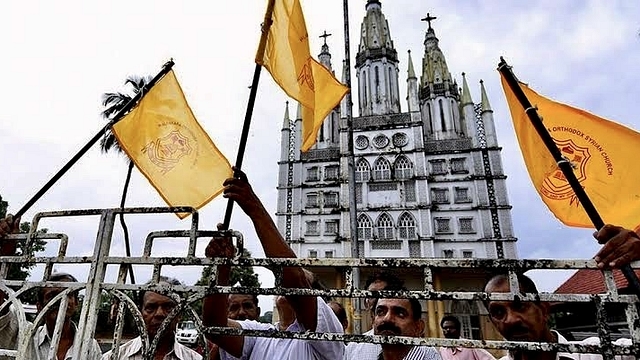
[438,315,494,360]
[227,294,260,321]
[101,276,202,360]
[371,293,441,360]
[484,273,633,360]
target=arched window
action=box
[375,66,380,100]
[394,156,413,180]
[372,157,391,180]
[357,214,373,240]
[355,158,371,182]
[376,213,394,240]
[398,212,417,239]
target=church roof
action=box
[554,268,640,294]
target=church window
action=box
[355,135,369,150]
[324,250,335,258]
[430,159,447,175]
[369,183,396,192]
[323,192,339,208]
[355,158,371,182]
[325,220,339,235]
[439,99,446,131]
[324,165,339,180]
[372,157,391,180]
[305,221,319,235]
[442,249,454,258]
[308,249,318,258]
[357,214,373,239]
[454,187,471,203]
[398,212,417,239]
[392,132,408,147]
[432,188,449,204]
[389,67,394,101]
[306,193,319,208]
[373,134,389,149]
[451,158,468,173]
[375,66,380,101]
[435,218,452,234]
[363,70,368,105]
[356,183,363,204]
[426,103,432,126]
[462,250,474,258]
[459,217,475,233]
[376,213,394,240]
[306,166,319,181]
[394,156,413,180]
[404,181,416,202]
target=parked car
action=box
[175,321,199,345]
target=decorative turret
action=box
[312,35,340,149]
[460,73,478,144]
[480,80,498,147]
[406,50,419,112]
[318,30,333,72]
[355,0,401,116]
[418,13,462,140]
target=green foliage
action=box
[259,311,273,324]
[196,248,261,288]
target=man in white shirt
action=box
[101,276,202,360]
[202,169,344,360]
[0,216,101,360]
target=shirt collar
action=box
[124,336,189,359]
[35,322,78,347]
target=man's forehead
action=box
[228,294,254,303]
[377,298,410,309]
[143,291,176,304]
[368,280,388,291]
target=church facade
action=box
[275,0,518,340]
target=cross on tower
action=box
[421,12,437,29]
[319,30,332,45]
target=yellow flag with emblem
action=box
[256,0,349,151]
[501,74,640,230]
[112,70,232,219]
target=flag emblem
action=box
[143,129,193,174]
[541,138,591,202]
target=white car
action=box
[175,321,199,345]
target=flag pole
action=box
[342,0,362,334]
[13,60,175,220]
[497,57,640,296]
[221,0,276,230]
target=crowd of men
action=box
[1,169,640,359]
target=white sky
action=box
[1,0,639,313]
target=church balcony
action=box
[352,113,413,130]
[355,47,398,67]
[424,138,473,153]
[419,82,459,99]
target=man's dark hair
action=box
[365,270,404,290]
[440,315,461,329]
[329,301,347,324]
[482,272,539,309]
[138,276,183,307]
[372,284,422,321]
[304,269,331,302]
[38,272,79,304]
[229,293,259,307]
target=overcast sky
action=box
[1,0,639,312]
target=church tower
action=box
[276,2,518,339]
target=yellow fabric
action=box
[501,74,640,229]
[257,0,348,151]
[112,70,232,219]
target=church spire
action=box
[407,50,416,79]
[461,72,473,105]
[282,101,290,130]
[318,30,333,71]
[480,79,492,112]
[419,12,456,97]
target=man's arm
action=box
[222,169,318,331]
[593,224,640,268]
[202,228,244,358]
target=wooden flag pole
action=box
[497,57,640,296]
[221,0,276,230]
[13,60,175,220]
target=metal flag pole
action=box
[497,57,640,296]
[221,0,275,230]
[13,60,175,220]
[342,0,362,334]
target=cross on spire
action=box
[319,30,332,45]
[421,12,437,29]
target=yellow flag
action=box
[501,74,640,230]
[112,70,232,219]
[256,0,349,151]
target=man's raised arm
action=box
[222,169,318,331]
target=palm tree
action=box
[100,75,151,284]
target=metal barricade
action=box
[0,207,638,360]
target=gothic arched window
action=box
[398,212,417,239]
[357,214,373,240]
[394,156,413,180]
[439,99,446,131]
[355,158,371,182]
[376,213,394,240]
[372,157,391,181]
